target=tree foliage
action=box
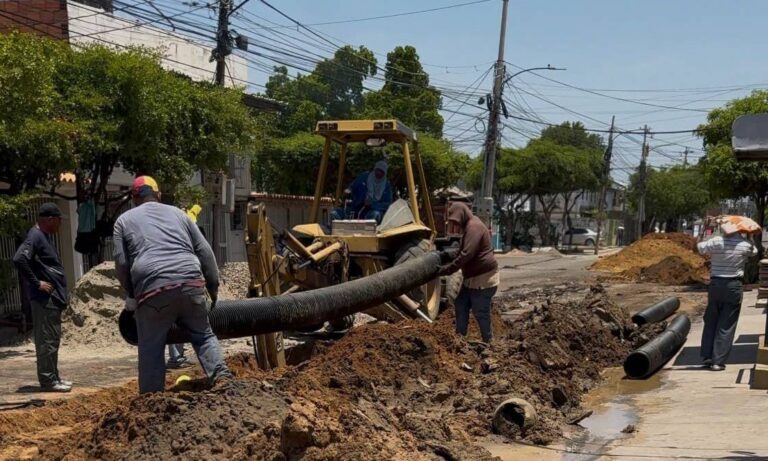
[627,166,711,229]
[362,46,443,136]
[0,32,257,220]
[264,46,377,135]
[697,90,768,240]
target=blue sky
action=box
[233,0,768,183]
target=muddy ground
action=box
[0,282,678,461]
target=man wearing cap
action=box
[331,160,393,224]
[113,176,232,393]
[13,203,72,392]
[697,220,758,371]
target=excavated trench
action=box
[0,283,667,461]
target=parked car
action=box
[563,228,599,246]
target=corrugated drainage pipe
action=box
[631,297,680,326]
[119,250,446,346]
[624,313,690,379]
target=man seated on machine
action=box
[331,160,393,224]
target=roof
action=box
[243,94,287,113]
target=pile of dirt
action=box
[60,261,250,349]
[61,262,127,349]
[591,233,708,285]
[1,283,652,460]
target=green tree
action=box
[362,46,443,136]
[698,90,768,238]
[627,165,711,232]
[264,46,377,135]
[0,32,76,196]
[0,33,258,230]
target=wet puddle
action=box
[562,368,666,460]
[482,368,666,460]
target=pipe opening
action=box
[624,352,651,379]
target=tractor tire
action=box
[394,238,442,320]
[442,271,464,310]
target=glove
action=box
[124,298,137,312]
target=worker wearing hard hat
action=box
[697,216,759,371]
[113,177,232,393]
[439,202,499,343]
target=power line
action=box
[252,0,491,28]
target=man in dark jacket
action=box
[13,203,72,392]
[439,202,499,343]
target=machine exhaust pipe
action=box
[624,313,690,379]
[119,251,447,345]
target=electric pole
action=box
[214,0,232,86]
[636,125,650,241]
[478,0,509,227]
[594,115,615,255]
[683,147,689,166]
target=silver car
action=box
[563,228,598,246]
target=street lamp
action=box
[503,64,566,86]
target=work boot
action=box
[166,358,193,370]
[41,382,72,393]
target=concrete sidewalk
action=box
[605,289,768,460]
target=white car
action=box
[563,228,599,246]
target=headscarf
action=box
[366,160,388,202]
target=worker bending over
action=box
[697,221,757,371]
[113,176,232,393]
[439,202,499,343]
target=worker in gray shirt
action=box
[697,223,758,371]
[113,176,232,393]
[13,203,72,392]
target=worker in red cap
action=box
[113,176,232,393]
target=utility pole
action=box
[214,0,232,86]
[477,0,509,227]
[594,116,615,255]
[683,147,689,166]
[636,125,650,241]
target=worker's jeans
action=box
[455,286,497,343]
[135,286,231,393]
[701,278,743,366]
[167,343,186,364]
[31,299,62,387]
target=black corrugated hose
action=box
[631,297,680,326]
[624,313,691,379]
[119,250,449,345]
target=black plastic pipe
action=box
[119,250,446,345]
[624,313,691,379]
[631,297,680,326]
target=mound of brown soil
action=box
[4,284,650,460]
[592,233,707,285]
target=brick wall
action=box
[0,0,69,40]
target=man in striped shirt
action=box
[697,230,758,371]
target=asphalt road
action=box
[496,250,603,292]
